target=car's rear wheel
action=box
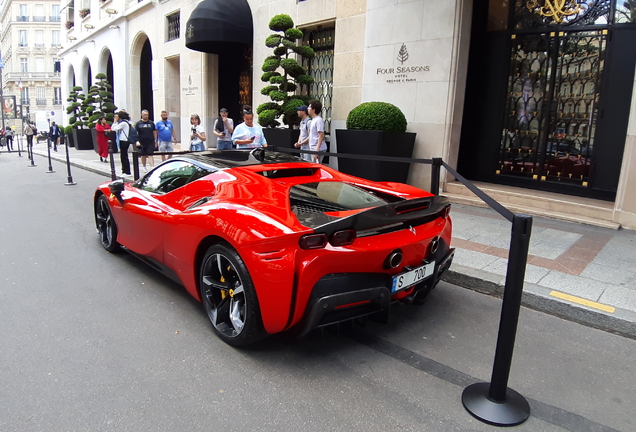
[94,195,120,252]
[199,244,265,347]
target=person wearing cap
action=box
[294,105,312,162]
[213,108,234,150]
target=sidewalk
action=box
[18,142,636,340]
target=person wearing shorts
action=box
[135,109,157,172]
[156,110,177,161]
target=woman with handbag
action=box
[95,117,112,163]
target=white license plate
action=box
[391,261,435,292]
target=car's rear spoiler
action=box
[300,196,451,236]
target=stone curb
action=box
[443,263,636,341]
[32,151,636,340]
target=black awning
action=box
[185,0,253,53]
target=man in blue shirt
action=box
[156,110,177,161]
[49,121,61,152]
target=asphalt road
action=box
[1,154,634,432]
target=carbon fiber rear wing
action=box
[299,196,451,236]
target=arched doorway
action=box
[185,0,253,127]
[140,39,154,119]
[98,47,115,102]
[130,33,154,120]
[80,57,91,93]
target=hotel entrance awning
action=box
[185,0,253,54]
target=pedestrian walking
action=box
[308,100,326,163]
[156,110,178,161]
[189,114,206,151]
[232,106,267,149]
[213,108,234,150]
[5,127,13,151]
[95,117,111,163]
[110,111,132,177]
[24,122,35,148]
[294,105,312,162]
[135,110,157,171]
[49,121,61,152]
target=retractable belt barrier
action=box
[268,145,532,427]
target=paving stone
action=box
[598,286,636,313]
[452,248,499,270]
[580,263,636,286]
[536,271,610,302]
[480,258,551,284]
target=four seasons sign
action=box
[376,44,430,84]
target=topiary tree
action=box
[346,102,408,133]
[66,86,86,128]
[87,73,117,126]
[257,14,315,128]
[79,85,97,128]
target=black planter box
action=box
[73,129,94,150]
[335,129,416,183]
[263,128,300,149]
[66,133,75,147]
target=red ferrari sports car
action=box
[94,149,454,346]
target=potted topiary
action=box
[63,125,75,147]
[66,85,93,150]
[257,14,315,148]
[335,102,416,183]
[87,73,117,151]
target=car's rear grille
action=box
[292,202,333,215]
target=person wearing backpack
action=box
[110,111,133,177]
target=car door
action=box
[116,161,204,261]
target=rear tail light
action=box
[299,230,357,249]
[330,229,357,246]
[299,233,328,250]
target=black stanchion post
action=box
[63,134,76,186]
[108,139,117,181]
[16,133,22,157]
[45,135,55,173]
[132,151,140,180]
[462,214,532,426]
[430,157,442,195]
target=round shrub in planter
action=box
[346,102,407,133]
[336,102,415,183]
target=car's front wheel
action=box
[94,195,120,252]
[199,244,265,347]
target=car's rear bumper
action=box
[290,247,454,336]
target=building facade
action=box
[0,0,63,129]
[59,0,636,229]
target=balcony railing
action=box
[34,43,45,48]
[36,98,47,105]
[18,43,28,47]
[53,99,62,105]
[33,16,46,22]
[51,43,61,48]
[4,72,61,81]
[21,99,29,105]
[16,16,29,22]
[50,16,61,22]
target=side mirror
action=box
[108,180,125,205]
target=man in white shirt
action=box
[294,105,312,162]
[308,100,325,164]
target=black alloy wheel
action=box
[199,244,265,347]
[94,195,120,252]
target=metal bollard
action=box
[132,151,140,180]
[64,135,76,186]
[430,158,442,196]
[27,138,37,167]
[46,135,55,173]
[108,139,117,181]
